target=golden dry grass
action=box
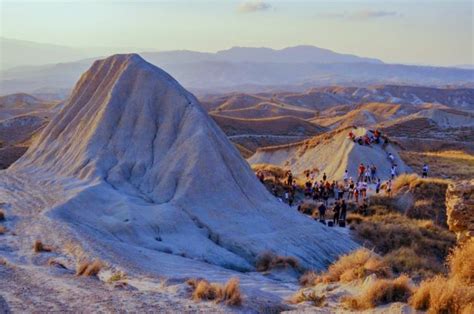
[76,260,103,277]
[343,275,412,310]
[187,277,242,306]
[300,249,391,286]
[33,240,52,253]
[251,163,287,180]
[348,204,456,279]
[255,251,300,272]
[410,239,474,313]
[290,289,326,306]
[400,150,474,180]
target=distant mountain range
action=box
[0,37,473,97]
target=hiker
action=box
[333,201,340,224]
[364,166,371,183]
[284,190,289,203]
[340,200,347,221]
[271,184,278,196]
[343,169,349,184]
[304,180,312,197]
[348,179,355,200]
[292,180,298,193]
[422,164,429,178]
[310,170,315,181]
[322,189,329,206]
[348,131,355,141]
[288,195,294,207]
[390,165,397,179]
[375,178,381,194]
[354,188,360,203]
[361,181,368,198]
[386,180,392,197]
[370,164,377,182]
[358,163,365,182]
[322,172,327,182]
[286,170,293,186]
[318,202,327,221]
[388,153,395,165]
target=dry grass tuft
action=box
[410,239,474,313]
[448,238,474,284]
[410,276,473,313]
[299,271,319,287]
[187,277,242,306]
[306,249,391,285]
[343,275,412,310]
[290,289,326,306]
[47,258,67,269]
[108,271,127,283]
[33,240,52,253]
[0,210,4,221]
[0,226,6,235]
[256,251,300,272]
[76,260,103,277]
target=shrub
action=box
[76,260,103,277]
[448,238,474,284]
[410,276,474,313]
[256,251,299,272]
[187,277,242,306]
[383,247,443,279]
[108,271,127,283]
[299,271,318,287]
[311,249,391,284]
[343,275,412,310]
[290,289,326,306]
[33,240,52,253]
[0,210,4,221]
[410,239,474,313]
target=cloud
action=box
[317,10,401,20]
[238,1,271,14]
[351,10,399,19]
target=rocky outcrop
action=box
[446,180,474,242]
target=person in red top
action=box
[358,163,365,182]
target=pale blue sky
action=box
[1,0,472,66]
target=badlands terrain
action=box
[0,53,473,313]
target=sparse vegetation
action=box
[410,239,474,313]
[290,290,326,306]
[33,240,52,253]
[76,260,103,277]
[400,150,474,180]
[348,204,455,278]
[255,251,300,272]
[187,277,242,306]
[301,249,390,286]
[108,271,127,283]
[343,275,412,310]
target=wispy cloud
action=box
[317,10,401,20]
[352,10,399,19]
[238,1,271,14]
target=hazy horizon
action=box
[1,0,472,67]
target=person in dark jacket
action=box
[318,203,326,221]
[340,200,347,221]
[333,201,340,224]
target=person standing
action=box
[422,164,429,178]
[343,170,349,184]
[358,163,365,182]
[386,180,392,197]
[318,202,327,221]
[375,178,381,194]
[333,201,340,224]
[340,200,347,222]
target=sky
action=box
[0,0,472,66]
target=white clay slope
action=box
[248,127,410,181]
[7,54,356,273]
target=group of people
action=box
[348,129,385,146]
